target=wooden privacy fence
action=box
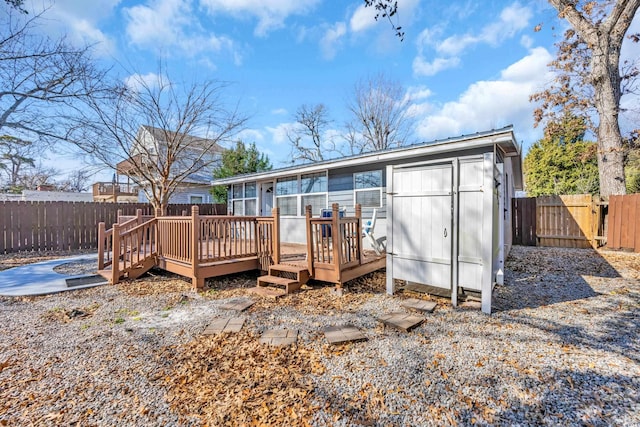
[512,194,604,249]
[607,193,640,252]
[0,201,225,254]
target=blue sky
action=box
[16,0,640,179]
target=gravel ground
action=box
[0,246,638,426]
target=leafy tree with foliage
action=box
[365,0,640,197]
[212,141,272,203]
[524,117,599,196]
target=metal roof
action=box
[212,125,522,186]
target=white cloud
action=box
[124,0,240,62]
[349,4,377,33]
[436,2,532,56]
[415,47,554,146]
[271,108,288,115]
[413,2,532,77]
[124,72,164,92]
[320,22,347,60]
[413,56,460,76]
[266,122,296,145]
[237,128,265,143]
[200,0,321,36]
[24,0,119,56]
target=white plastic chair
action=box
[362,209,383,255]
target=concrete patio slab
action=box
[0,254,105,297]
[259,329,298,346]
[378,312,425,332]
[401,298,437,313]
[219,298,255,312]
[324,325,367,345]
[203,317,245,335]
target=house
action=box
[0,188,93,202]
[211,126,523,313]
[114,125,223,205]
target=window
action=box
[229,181,257,216]
[276,176,297,195]
[354,170,382,207]
[277,196,297,216]
[300,172,327,215]
[189,195,204,204]
[275,172,328,216]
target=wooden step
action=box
[268,264,310,284]
[257,275,301,294]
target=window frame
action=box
[274,171,328,217]
[353,170,383,208]
[229,181,258,216]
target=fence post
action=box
[191,205,201,289]
[98,222,105,270]
[271,207,281,265]
[111,223,120,285]
[305,205,313,276]
[117,209,123,224]
[355,203,364,265]
[331,203,340,278]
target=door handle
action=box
[444,228,447,238]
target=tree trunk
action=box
[591,35,626,197]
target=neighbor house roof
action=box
[212,126,523,189]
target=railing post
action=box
[117,209,123,224]
[271,207,281,265]
[331,203,340,277]
[111,223,120,285]
[154,207,162,255]
[356,203,364,265]
[98,222,105,270]
[305,205,314,276]
[191,205,200,288]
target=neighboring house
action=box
[0,189,93,202]
[212,126,523,313]
[116,125,223,205]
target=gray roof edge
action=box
[212,125,517,185]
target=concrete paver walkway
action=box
[0,254,106,297]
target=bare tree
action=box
[0,135,35,190]
[530,0,640,196]
[0,7,111,145]
[346,73,413,153]
[364,0,640,196]
[69,70,247,213]
[58,169,92,192]
[287,104,335,162]
[15,163,60,191]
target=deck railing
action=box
[98,209,158,283]
[305,203,363,282]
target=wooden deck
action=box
[97,204,385,290]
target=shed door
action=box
[391,163,453,290]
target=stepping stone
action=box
[219,298,255,312]
[401,298,437,313]
[378,312,425,332]
[247,286,287,299]
[259,329,298,346]
[203,317,245,335]
[324,325,367,345]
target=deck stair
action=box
[257,264,309,294]
[97,255,155,283]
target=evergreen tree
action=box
[524,117,599,196]
[212,141,271,203]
